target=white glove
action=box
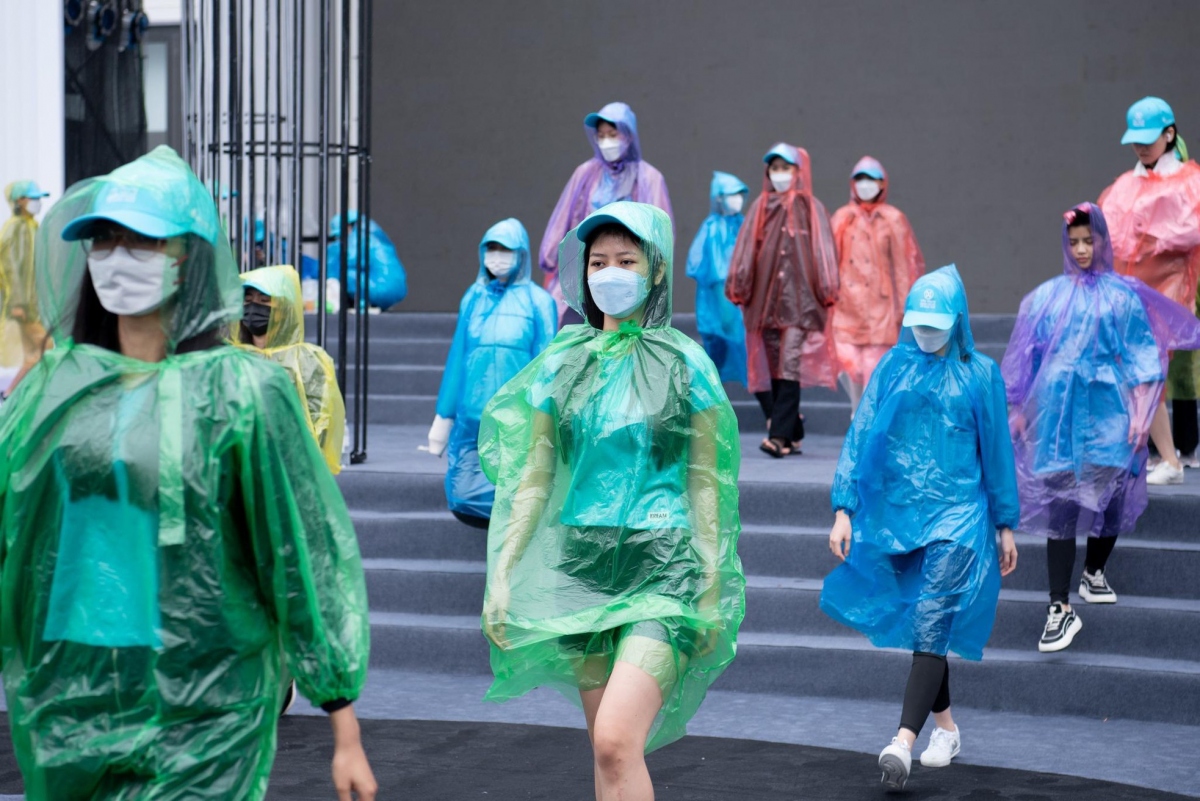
[425,415,452,457]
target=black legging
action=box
[900,652,951,736]
[755,379,803,443]
[1047,536,1118,604]
[1174,399,1199,456]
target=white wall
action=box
[144,0,183,26]
[0,0,64,203]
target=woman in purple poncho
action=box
[1003,203,1200,653]
[539,102,673,324]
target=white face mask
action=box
[854,179,881,202]
[911,325,952,354]
[25,199,41,215]
[597,136,625,163]
[87,246,180,317]
[723,194,745,214]
[483,250,517,278]
[769,171,794,193]
[588,266,649,319]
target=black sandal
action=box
[759,438,792,458]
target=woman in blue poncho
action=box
[821,265,1019,791]
[685,171,749,387]
[426,218,557,527]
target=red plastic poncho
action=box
[1098,157,1200,310]
[830,157,925,385]
[725,145,839,393]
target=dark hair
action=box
[1166,124,1179,152]
[1066,207,1092,229]
[582,222,643,330]
[72,237,224,354]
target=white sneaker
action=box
[878,738,911,790]
[1079,569,1118,604]
[920,725,961,767]
[1147,461,1185,486]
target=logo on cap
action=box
[919,288,937,309]
[106,186,139,204]
[1133,111,1145,127]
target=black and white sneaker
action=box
[1079,570,1117,604]
[279,680,297,717]
[1038,602,1082,652]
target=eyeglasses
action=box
[83,227,168,262]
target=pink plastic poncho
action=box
[538,102,673,321]
[830,157,924,385]
[725,144,839,393]
[1099,157,1200,310]
[1003,203,1200,540]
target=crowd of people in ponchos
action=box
[0,94,1195,798]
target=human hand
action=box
[693,580,721,656]
[483,582,510,649]
[828,510,852,561]
[1010,410,1027,440]
[998,528,1018,577]
[329,706,378,801]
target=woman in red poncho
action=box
[725,143,839,457]
[830,156,925,411]
[1099,96,1200,486]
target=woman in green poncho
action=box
[0,147,376,800]
[480,201,745,799]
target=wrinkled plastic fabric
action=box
[437,218,557,519]
[1003,204,1200,540]
[725,144,839,392]
[237,264,347,475]
[1,148,368,800]
[820,266,1019,661]
[0,195,50,390]
[480,201,745,752]
[1099,156,1200,400]
[685,171,749,387]
[830,157,925,385]
[538,103,673,320]
[326,211,409,309]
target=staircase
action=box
[317,312,1200,728]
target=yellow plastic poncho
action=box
[0,185,46,378]
[0,147,368,800]
[236,264,346,474]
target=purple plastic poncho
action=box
[1002,203,1200,540]
[538,102,673,320]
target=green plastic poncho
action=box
[236,264,347,474]
[479,201,745,752]
[0,147,368,800]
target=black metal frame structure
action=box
[181,0,372,463]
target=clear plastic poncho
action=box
[820,265,1019,660]
[436,218,557,519]
[0,147,368,799]
[830,156,925,385]
[685,171,749,387]
[479,201,744,752]
[1099,153,1200,400]
[237,264,347,475]
[538,103,674,320]
[326,211,409,310]
[0,186,47,386]
[725,144,840,392]
[1002,204,1200,540]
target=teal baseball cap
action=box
[902,278,957,329]
[61,146,220,244]
[1121,97,1175,146]
[6,181,50,202]
[763,142,800,166]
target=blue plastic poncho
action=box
[685,172,749,387]
[436,218,557,519]
[326,211,408,309]
[820,265,1019,660]
[1003,203,1200,540]
[479,201,744,752]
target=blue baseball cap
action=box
[902,280,956,330]
[763,142,799,166]
[850,157,885,181]
[1121,97,1175,146]
[6,180,50,202]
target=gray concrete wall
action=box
[371,0,1200,313]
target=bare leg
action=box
[932,707,956,733]
[1149,400,1182,470]
[590,662,662,801]
[581,686,606,801]
[846,380,864,414]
